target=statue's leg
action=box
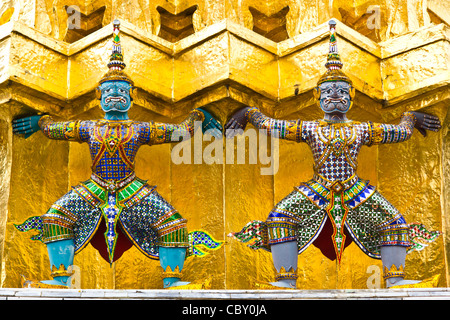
[379,225,419,288]
[262,189,325,289]
[119,187,191,288]
[347,190,440,288]
[265,193,302,289]
[21,196,77,288]
[270,241,298,288]
[35,190,82,288]
[157,212,190,288]
[377,212,419,288]
[380,245,415,287]
[140,190,190,288]
[347,190,408,287]
[159,247,190,288]
[39,206,76,287]
[41,239,75,287]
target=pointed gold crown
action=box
[50,263,74,278]
[162,265,182,279]
[317,20,352,86]
[275,266,298,281]
[99,19,134,86]
[383,264,405,280]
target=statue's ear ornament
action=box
[130,86,137,101]
[95,87,102,100]
[349,86,355,99]
[313,87,321,100]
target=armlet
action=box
[367,121,384,146]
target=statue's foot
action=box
[252,278,295,290]
[387,279,420,288]
[22,278,69,289]
[165,278,212,290]
[166,280,191,288]
[269,281,296,289]
[388,274,440,289]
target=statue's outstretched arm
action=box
[12,114,90,142]
[367,111,441,145]
[146,108,222,145]
[225,107,302,142]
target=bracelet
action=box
[192,109,205,122]
[244,107,259,121]
[402,111,417,123]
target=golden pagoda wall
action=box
[0,0,448,289]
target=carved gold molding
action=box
[0,18,448,120]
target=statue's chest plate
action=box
[310,125,364,180]
[89,124,140,172]
[317,125,358,153]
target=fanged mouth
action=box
[105,96,127,103]
[324,98,347,106]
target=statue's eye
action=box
[119,88,125,93]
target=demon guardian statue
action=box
[227,20,442,289]
[13,20,223,289]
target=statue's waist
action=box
[296,174,376,209]
[312,173,359,191]
[90,172,137,192]
[74,173,154,209]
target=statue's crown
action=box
[317,20,352,86]
[99,19,134,86]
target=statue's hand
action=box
[12,115,43,139]
[197,108,223,138]
[410,111,441,137]
[224,107,251,138]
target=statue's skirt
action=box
[232,177,416,261]
[39,177,188,263]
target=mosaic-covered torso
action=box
[302,121,370,182]
[246,107,415,184]
[82,120,151,181]
[39,111,201,184]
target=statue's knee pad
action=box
[154,210,189,248]
[266,216,298,245]
[41,209,75,244]
[377,221,410,248]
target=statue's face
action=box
[318,81,352,114]
[99,80,132,114]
